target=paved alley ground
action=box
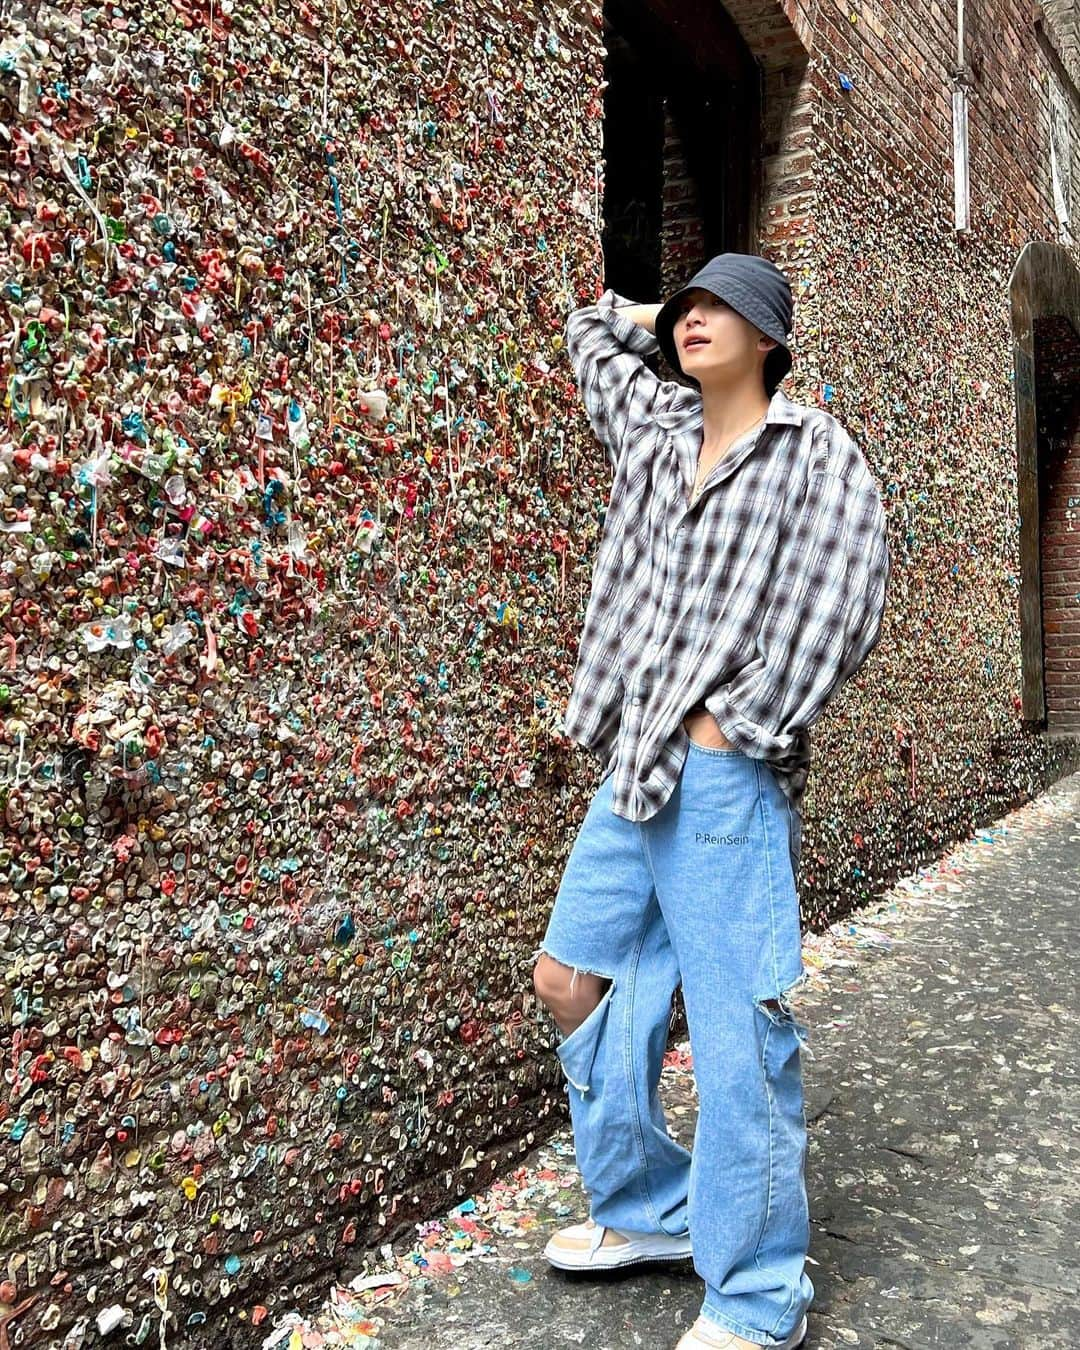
[268,769,1080,1350]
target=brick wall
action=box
[1036,313,1080,728]
[660,104,707,293]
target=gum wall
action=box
[2,0,1080,1345]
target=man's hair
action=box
[763,346,787,397]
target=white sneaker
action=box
[543,1216,693,1271]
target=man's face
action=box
[673,288,776,384]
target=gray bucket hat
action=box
[654,252,794,392]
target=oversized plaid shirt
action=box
[557,287,891,869]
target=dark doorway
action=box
[601,0,760,376]
[1034,314,1080,733]
[1010,241,1080,736]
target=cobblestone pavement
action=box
[271,769,1080,1350]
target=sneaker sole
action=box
[544,1239,694,1272]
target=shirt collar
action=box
[655,387,805,430]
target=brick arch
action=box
[721,0,813,72]
[1040,0,1078,52]
[1009,241,1080,724]
[1038,0,1080,92]
[642,0,811,158]
[710,0,812,165]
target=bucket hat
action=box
[654,252,794,393]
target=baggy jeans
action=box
[535,740,815,1345]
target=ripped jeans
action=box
[535,741,815,1346]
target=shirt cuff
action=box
[703,689,803,763]
[595,288,662,357]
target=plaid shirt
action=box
[557,288,891,868]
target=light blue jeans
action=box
[536,741,815,1345]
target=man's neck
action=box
[699,381,772,453]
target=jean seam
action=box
[751,1012,777,1277]
[749,759,781,1282]
[622,905,664,1232]
[769,1284,802,1342]
[753,759,782,998]
[784,795,797,886]
[635,817,655,881]
[633,821,671,1232]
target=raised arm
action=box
[564,288,681,473]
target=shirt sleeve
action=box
[703,462,891,770]
[564,287,680,473]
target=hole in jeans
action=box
[535,949,611,1011]
[754,975,814,1059]
[554,979,617,1095]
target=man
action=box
[532,253,891,1350]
